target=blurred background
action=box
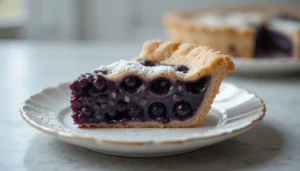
[1,0,300,41]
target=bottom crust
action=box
[79,63,228,128]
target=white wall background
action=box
[22,0,300,41]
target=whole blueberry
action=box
[81,106,92,116]
[97,94,108,103]
[125,77,137,87]
[88,88,101,97]
[93,103,102,112]
[128,104,141,117]
[95,114,102,120]
[116,101,127,112]
[107,109,117,117]
[70,94,80,107]
[149,102,166,117]
[150,78,172,95]
[93,75,106,91]
[174,65,189,73]
[140,59,155,67]
[174,101,192,117]
[79,97,94,106]
[121,76,143,92]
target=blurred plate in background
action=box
[231,57,300,74]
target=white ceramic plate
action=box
[20,82,265,157]
[231,57,300,74]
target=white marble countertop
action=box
[1,41,300,171]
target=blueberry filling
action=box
[174,65,189,73]
[107,108,117,117]
[140,59,155,67]
[255,27,293,57]
[128,103,142,117]
[121,76,143,93]
[150,78,171,95]
[70,63,210,125]
[254,14,299,57]
[81,106,92,116]
[276,14,300,22]
[93,75,106,91]
[116,100,127,112]
[149,102,167,118]
[186,76,209,94]
[174,101,192,117]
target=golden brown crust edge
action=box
[81,41,235,128]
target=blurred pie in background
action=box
[163,6,300,59]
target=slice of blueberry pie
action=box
[163,6,300,58]
[70,41,234,128]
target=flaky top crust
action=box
[135,40,234,80]
[95,41,234,81]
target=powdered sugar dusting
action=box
[95,60,185,80]
[267,18,300,33]
[194,11,263,28]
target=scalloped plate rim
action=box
[20,82,266,146]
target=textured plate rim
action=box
[20,82,266,146]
